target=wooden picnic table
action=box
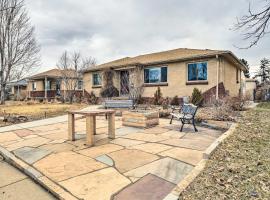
[68,109,116,146]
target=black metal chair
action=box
[170,103,198,132]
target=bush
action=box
[100,86,119,98]
[171,95,179,105]
[162,97,170,109]
[87,91,99,104]
[153,86,162,105]
[191,88,203,106]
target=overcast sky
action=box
[25,0,270,75]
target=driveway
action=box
[0,114,225,200]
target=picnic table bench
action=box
[170,103,198,132]
[68,109,116,146]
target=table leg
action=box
[86,116,95,146]
[68,113,75,141]
[108,113,115,139]
[93,115,96,135]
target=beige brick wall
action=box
[83,56,243,98]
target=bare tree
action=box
[0,0,40,104]
[234,1,270,48]
[57,51,95,103]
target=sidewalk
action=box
[0,155,56,200]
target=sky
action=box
[25,0,270,76]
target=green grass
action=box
[179,103,270,200]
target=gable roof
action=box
[85,48,247,72]
[29,69,77,80]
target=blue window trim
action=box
[144,66,168,84]
[187,62,208,82]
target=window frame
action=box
[77,80,83,90]
[143,66,168,85]
[32,82,37,91]
[186,61,208,83]
[92,72,102,86]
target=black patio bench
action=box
[170,103,198,132]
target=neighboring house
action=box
[7,79,28,100]
[244,78,257,100]
[83,48,247,101]
[27,69,83,100]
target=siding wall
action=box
[83,56,243,98]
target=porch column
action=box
[216,55,220,100]
[45,76,47,99]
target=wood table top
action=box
[68,109,116,115]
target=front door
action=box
[120,71,129,96]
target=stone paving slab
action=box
[95,155,114,166]
[113,174,176,200]
[109,149,160,173]
[14,129,34,137]
[39,143,75,153]
[116,127,142,136]
[0,161,27,187]
[121,133,170,142]
[60,167,131,200]
[13,147,52,164]
[34,151,107,182]
[143,127,170,134]
[78,143,124,158]
[124,157,194,184]
[131,143,173,154]
[0,178,55,200]
[160,138,214,151]
[159,147,204,166]
[6,136,51,151]
[111,138,145,147]
[0,132,21,143]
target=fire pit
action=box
[122,110,159,128]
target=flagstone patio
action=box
[0,114,225,200]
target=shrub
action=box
[100,86,119,98]
[191,88,203,106]
[162,97,170,109]
[87,91,99,104]
[171,95,179,105]
[153,86,162,105]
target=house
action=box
[7,79,28,100]
[244,78,257,100]
[27,69,83,100]
[83,48,247,102]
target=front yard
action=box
[0,102,87,127]
[179,103,270,199]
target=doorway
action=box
[120,71,129,96]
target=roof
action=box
[29,69,77,80]
[7,79,28,86]
[85,48,247,72]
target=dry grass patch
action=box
[179,103,270,199]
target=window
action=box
[92,73,102,86]
[144,67,167,83]
[32,82,36,91]
[236,69,239,83]
[188,62,207,81]
[45,80,51,90]
[77,80,83,90]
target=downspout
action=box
[216,55,220,100]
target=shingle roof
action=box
[29,69,77,79]
[85,48,246,72]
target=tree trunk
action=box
[0,84,6,105]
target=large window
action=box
[92,73,102,86]
[45,80,51,90]
[188,62,207,81]
[144,67,167,83]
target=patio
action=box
[0,114,224,200]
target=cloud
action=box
[25,0,269,74]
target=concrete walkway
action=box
[0,156,56,200]
[0,114,225,200]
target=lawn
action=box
[0,102,87,127]
[179,103,270,199]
